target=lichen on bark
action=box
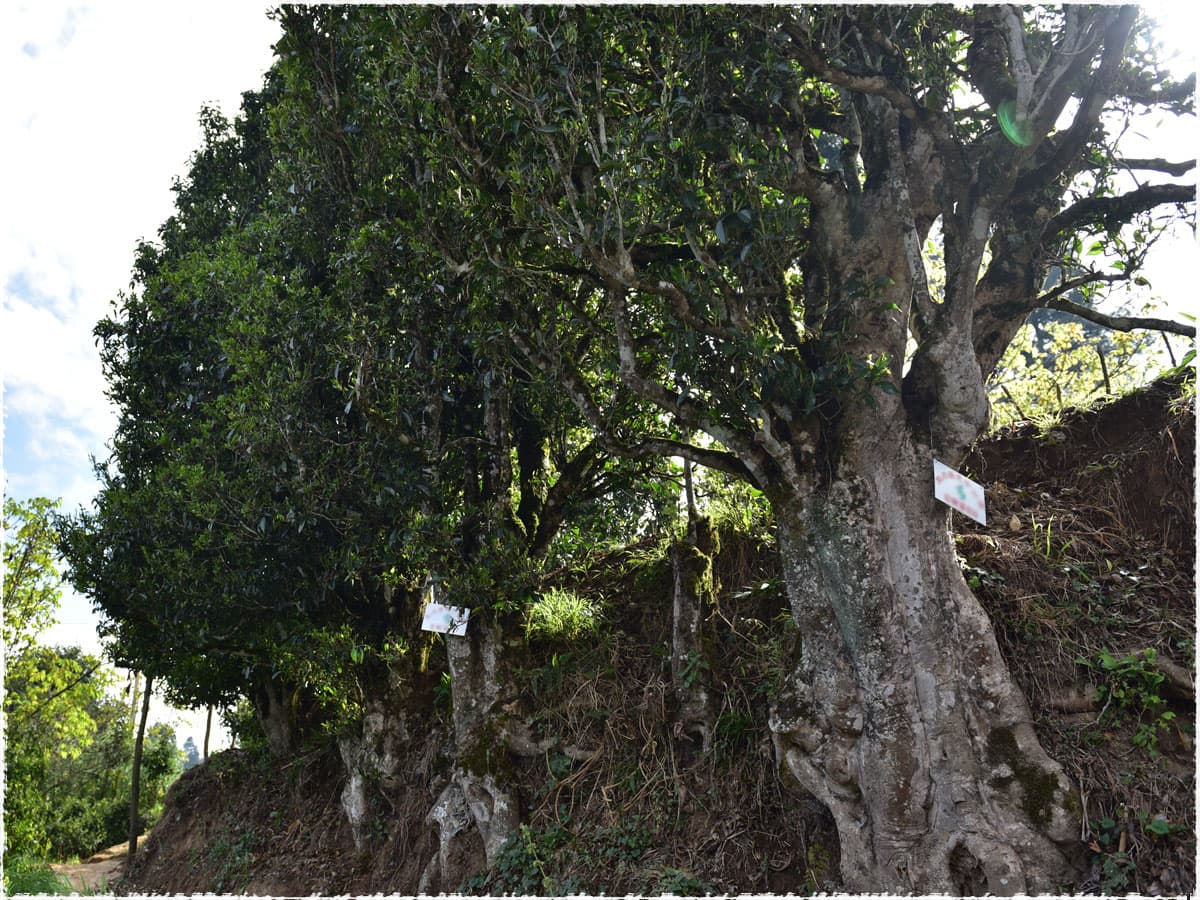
[767,430,1079,893]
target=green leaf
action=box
[1146,817,1171,836]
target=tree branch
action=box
[1116,158,1196,177]
[1120,71,1196,107]
[528,440,601,558]
[1047,182,1195,240]
[624,437,755,482]
[510,322,759,484]
[1035,271,1126,305]
[778,21,919,122]
[632,276,737,343]
[1000,5,1036,112]
[1039,296,1196,338]
[1017,6,1138,194]
[1029,6,1105,127]
[9,663,101,724]
[604,286,780,485]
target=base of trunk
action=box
[420,778,485,893]
[767,445,1080,893]
[422,614,522,887]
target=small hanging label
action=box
[933,460,987,526]
[421,602,470,636]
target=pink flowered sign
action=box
[933,460,987,526]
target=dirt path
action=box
[50,838,142,893]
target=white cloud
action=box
[2,277,114,441]
[1,3,277,744]
[2,3,280,502]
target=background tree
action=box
[3,498,182,862]
[4,497,64,656]
[3,498,99,858]
[990,316,1160,425]
[182,735,202,769]
[3,643,106,859]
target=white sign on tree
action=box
[421,602,470,636]
[933,460,987,526]
[419,577,470,636]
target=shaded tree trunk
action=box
[421,614,519,892]
[203,705,213,761]
[128,673,153,862]
[670,478,717,752]
[252,673,298,757]
[767,423,1079,894]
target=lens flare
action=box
[997,100,1034,147]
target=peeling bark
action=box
[337,696,411,850]
[420,779,483,894]
[422,615,520,886]
[767,425,1080,893]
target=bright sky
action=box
[2,2,281,753]
[0,4,1194,756]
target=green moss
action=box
[683,545,715,599]
[986,726,1061,827]
[458,716,514,780]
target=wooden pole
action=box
[129,671,141,739]
[128,674,153,862]
[203,705,213,761]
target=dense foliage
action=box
[59,67,672,742]
[56,6,1192,891]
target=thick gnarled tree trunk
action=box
[767,423,1079,894]
[421,616,519,892]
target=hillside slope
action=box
[120,376,1194,896]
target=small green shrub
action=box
[701,477,771,537]
[524,650,577,699]
[468,823,571,894]
[593,817,654,865]
[43,797,106,862]
[714,708,754,760]
[1100,849,1136,894]
[433,670,453,716]
[1078,648,1176,754]
[1137,809,1187,838]
[209,828,258,893]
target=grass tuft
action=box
[3,857,75,896]
[525,588,602,644]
